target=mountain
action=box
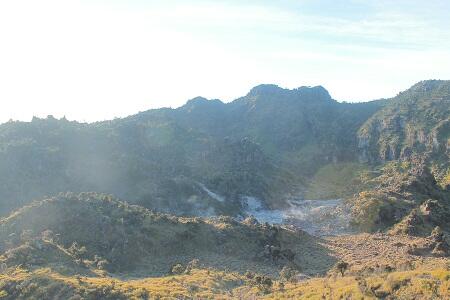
[0,80,448,222]
[0,84,383,217]
[358,80,450,172]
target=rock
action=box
[432,241,449,257]
[0,263,6,273]
[429,227,449,257]
[242,216,259,226]
[292,273,310,282]
[429,226,444,242]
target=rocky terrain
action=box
[0,193,335,277]
[358,81,450,164]
[347,156,450,234]
[0,193,449,299]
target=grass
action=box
[266,266,449,299]
[1,263,448,299]
[304,162,369,199]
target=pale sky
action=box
[1,0,450,123]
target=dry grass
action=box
[1,260,448,299]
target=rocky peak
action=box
[181,97,224,112]
[247,84,285,97]
[409,80,448,92]
[184,97,223,107]
[294,85,332,101]
[247,84,332,102]
[401,80,450,98]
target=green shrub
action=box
[279,266,299,282]
[170,263,185,275]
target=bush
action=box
[251,275,273,294]
[279,266,298,282]
[68,242,88,260]
[244,270,255,279]
[335,261,349,276]
[185,259,200,274]
[170,263,185,275]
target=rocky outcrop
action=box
[350,157,450,233]
[357,80,450,164]
[429,227,449,257]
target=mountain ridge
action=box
[0,80,448,221]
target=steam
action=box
[241,196,353,236]
[197,183,225,203]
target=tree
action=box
[335,261,349,276]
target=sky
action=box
[1,0,450,123]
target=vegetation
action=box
[304,162,368,199]
[0,245,448,299]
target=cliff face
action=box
[357,80,450,164]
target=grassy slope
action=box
[0,266,448,299]
[1,236,448,299]
[303,162,369,200]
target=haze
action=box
[1,0,450,123]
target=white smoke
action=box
[241,196,353,236]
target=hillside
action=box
[0,194,448,299]
[358,80,450,180]
[0,193,334,276]
[346,157,450,233]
